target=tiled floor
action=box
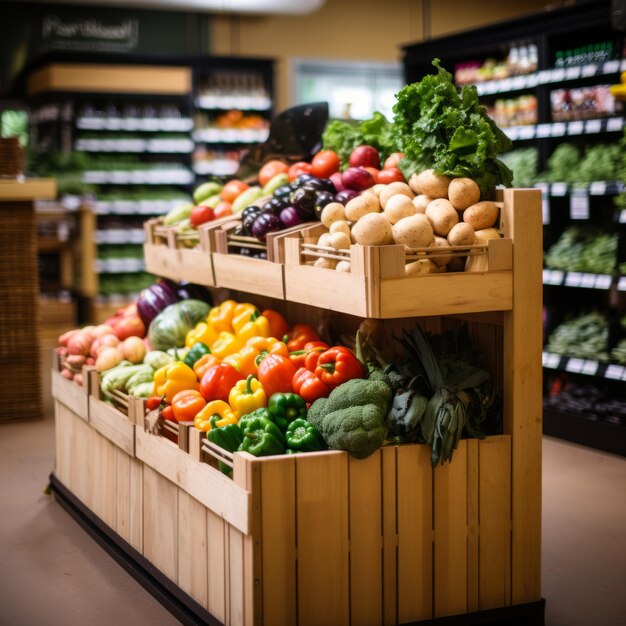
[0,410,624,625]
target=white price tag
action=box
[603,60,620,74]
[566,66,581,80]
[620,210,626,224]
[580,273,597,288]
[552,182,568,196]
[537,70,551,83]
[585,119,603,134]
[551,123,567,137]
[504,128,518,141]
[537,124,552,138]
[543,352,562,369]
[551,68,565,82]
[566,358,585,373]
[543,270,563,285]
[570,191,590,220]
[595,275,612,290]
[606,117,624,132]
[500,79,513,92]
[582,360,599,376]
[618,277,626,291]
[568,121,584,135]
[565,272,583,287]
[542,195,551,225]
[512,76,526,89]
[589,181,607,195]
[581,64,597,78]
[605,365,624,380]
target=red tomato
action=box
[222,179,249,203]
[364,167,380,183]
[161,405,174,421]
[311,150,340,178]
[383,152,405,169]
[213,201,233,219]
[287,161,313,182]
[377,167,406,184]
[258,160,288,186]
[190,205,215,227]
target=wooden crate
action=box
[284,192,516,319]
[201,218,314,300]
[143,218,218,286]
[50,351,91,419]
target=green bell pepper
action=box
[267,392,307,431]
[238,415,285,457]
[183,342,211,368]
[238,407,272,433]
[207,422,244,475]
[285,418,326,452]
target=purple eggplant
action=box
[335,189,360,204]
[175,282,213,304]
[313,190,336,220]
[136,280,182,327]
[279,206,304,228]
[252,212,282,242]
[290,187,317,220]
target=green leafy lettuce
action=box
[392,59,513,197]
[322,112,396,169]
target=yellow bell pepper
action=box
[223,345,260,378]
[194,400,237,432]
[231,303,260,335]
[228,375,267,418]
[211,331,242,359]
[236,313,271,343]
[207,300,238,333]
[185,321,219,349]
[246,336,283,352]
[153,362,198,404]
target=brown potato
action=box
[392,214,434,249]
[448,178,480,209]
[425,198,459,236]
[447,222,476,246]
[383,194,416,224]
[409,169,451,198]
[463,201,499,230]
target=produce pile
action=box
[544,227,618,275]
[545,311,610,362]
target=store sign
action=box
[40,14,139,53]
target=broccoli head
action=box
[307,378,390,459]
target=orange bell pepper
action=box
[285,324,320,351]
[193,353,221,379]
[262,309,289,340]
[223,345,261,378]
[171,389,207,422]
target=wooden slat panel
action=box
[434,441,468,618]
[88,398,135,456]
[349,452,383,626]
[178,491,209,609]
[129,457,143,552]
[135,427,250,533]
[381,446,397,626]
[100,437,117,529]
[229,527,245,626]
[74,411,93,508]
[213,254,284,299]
[52,370,88,418]
[502,188,543,604]
[479,436,512,610]
[116,450,131,543]
[54,401,71,487]
[143,465,178,582]
[90,427,103,520]
[143,244,215,286]
[296,452,349,626]
[397,444,433,623]
[207,509,226,624]
[260,457,296,626]
[467,439,480,613]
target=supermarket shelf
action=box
[75,138,195,153]
[542,269,613,290]
[76,117,194,132]
[192,160,239,176]
[473,59,626,95]
[83,170,194,185]
[503,116,624,140]
[193,128,269,143]
[95,229,145,245]
[94,200,186,216]
[542,351,626,381]
[194,95,271,111]
[543,406,626,457]
[535,181,624,197]
[95,258,145,273]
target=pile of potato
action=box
[314,169,501,275]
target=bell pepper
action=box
[193,353,221,379]
[194,400,237,431]
[246,336,283,352]
[285,418,326,452]
[199,363,244,402]
[236,313,271,344]
[238,407,272,433]
[289,341,329,369]
[292,367,330,403]
[262,309,289,340]
[211,331,241,359]
[207,299,238,333]
[284,324,320,352]
[153,362,199,404]
[183,342,211,368]
[207,423,244,475]
[229,375,267,418]
[238,415,285,456]
[315,347,364,389]
[223,345,260,377]
[255,340,290,367]
[172,389,207,422]
[257,353,297,397]
[231,303,260,335]
[267,392,307,431]
[185,322,219,350]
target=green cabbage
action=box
[148,299,211,351]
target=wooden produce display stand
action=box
[51,188,544,625]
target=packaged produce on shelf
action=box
[487,95,538,128]
[553,40,618,68]
[550,85,617,122]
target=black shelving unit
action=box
[401,1,626,456]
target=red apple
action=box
[349,145,381,169]
[342,166,375,191]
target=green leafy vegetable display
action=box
[499,147,539,188]
[392,59,513,197]
[546,311,609,362]
[544,227,617,275]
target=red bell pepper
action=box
[284,324,320,352]
[292,367,330,403]
[262,309,290,340]
[257,353,297,396]
[289,341,329,369]
[314,347,364,389]
[199,363,244,402]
